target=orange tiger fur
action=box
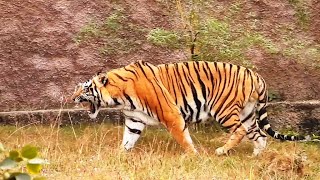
[72,61,314,156]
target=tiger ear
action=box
[94,72,104,80]
[100,74,108,86]
[95,71,103,79]
[93,72,108,88]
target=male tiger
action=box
[71,61,314,156]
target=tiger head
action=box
[71,73,114,119]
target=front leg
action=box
[121,117,146,151]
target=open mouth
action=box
[78,102,95,114]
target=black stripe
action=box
[171,72,178,104]
[126,125,142,134]
[124,67,138,78]
[206,62,215,105]
[112,98,121,105]
[242,69,247,99]
[194,62,207,100]
[220,110,239,125]
[251,131,260,141]
[124,93,136,110]
[129,118,146,125]
[253,134,266,141]
[176,65,193,117]
[114,73,128,82]
[182,63,198,120]
[226,64,232,89]
[258,107,267,117]
[109,83,122,91]
[179,64,189,95]
[93,86,101,107]
[145,63,157,77]
[144,100,153,118]
[186,62,195,84]
[180,107,187,119]
[136,96,145,112]
[154,79,173,107]
[223,122,237,129]
[166,65,173,93]
[216,87,237,123]
[209,63,223,114]
[158,67,165,86]
[190,82,201,120]
[213,64,229,120]
[171,64,181,104]
[137,62,148,78]
[258,118,269,129]
[247,122,256,131]
[231,123,242,133]
[202,62,210,80]
[181,63,191,87]
[241,111,254,123]
[149,81,165,121]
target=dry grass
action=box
[0,123,319,180]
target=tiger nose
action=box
[65,97,75,103]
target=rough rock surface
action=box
[0,1,319,111]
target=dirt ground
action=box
[0,0,319,111]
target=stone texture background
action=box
[0,0,319,111]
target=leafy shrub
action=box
[147,18,277,66]
[0,143,48,180]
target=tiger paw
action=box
[215,147,227,156]
[252,148,263,157]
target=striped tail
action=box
[258,106,307,141]
[255,74,312,142]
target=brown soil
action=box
[310,0,320,43]
[0,1,319,111]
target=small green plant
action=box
[102,12,123,31]
[147,28,181,48]
[74,11,144,56]
[228,1,243,17]
[245,33,279,54]
[74,12,124,44]
[74,22,100,44]
[283,129,301,136]
[288,0,310,28]
[296,7,309,27]
[268,90,282,102]
[196,19,277,65]
[0,143,48,180]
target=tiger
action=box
[71,60,315,156]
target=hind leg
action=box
[215,110,247,155]
[215,123,247,155]
[246,125,267,156]
[240,101,267,156]
[253,135,267,156]
[165,118,198,154]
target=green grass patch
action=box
[74,10,145,56]
[147,28,181,49]
[288,0,311,28]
